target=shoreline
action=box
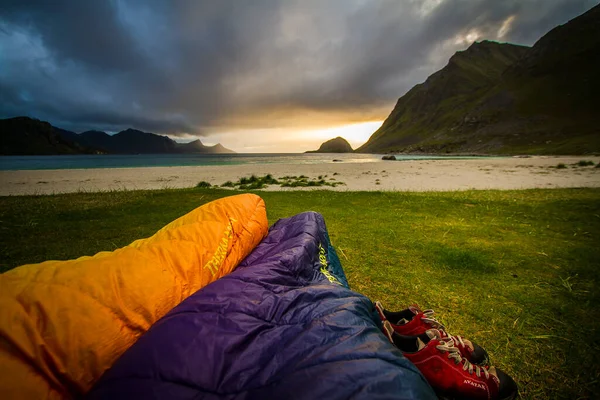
[1,156,599,196]
[0,153,500,172]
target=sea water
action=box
[0,153,487,171]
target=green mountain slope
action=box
[358,5,600,155]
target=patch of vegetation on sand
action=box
[279,175,344,188]
[550,163,568,169]
[210,174,345,190]
[573,160,595,167]
[195,181,212,188]
[1,188,599,399]
[217,174,279,190]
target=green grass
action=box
[1,188,599,399]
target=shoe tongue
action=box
[416,337,426,351]
[409,305,422,315]
[382,320,394,342]
[488,366,498,380]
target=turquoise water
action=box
[0,153,488,171]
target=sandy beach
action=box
[1,156,599,196]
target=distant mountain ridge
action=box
[358,5,600,155]
[0,117,235,155]
[306,137,353,153]
[176,139,235,154]
[0,117,97,155]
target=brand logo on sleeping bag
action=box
[318,243,341,285]
[204,218,237,276]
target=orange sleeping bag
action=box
[0,194,268,399]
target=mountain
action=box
[357,40,529,154]
[78,130,117,152]
[99,128,177,154]
[358,5,600,155]
[176,139,236,154]
[0,117,236,155]
[0,117,99,155]
[306,137,353,153]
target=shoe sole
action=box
[436,391,518,400]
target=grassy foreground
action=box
[1,188,599,399]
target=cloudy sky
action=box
[1,0,597,152]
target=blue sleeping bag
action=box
[88,212,435,399]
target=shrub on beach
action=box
[262,174,279,185]
[574,160,595,167]
[220,174,344,190]
[280,178,342,188]
[239,175,256,185]
[196,181,212,188]
[222,174,280,190]
[239,182,266,190]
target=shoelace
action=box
[436,340,489,379]
[421,310,470,350]
[420,309,445,330]
[446,333,468,349]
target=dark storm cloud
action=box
[1,0,143,71]
[0,0,597,136]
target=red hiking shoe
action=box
[375,301,489,366]
[383,321,518,400]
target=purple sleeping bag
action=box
[88,212,435,399]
